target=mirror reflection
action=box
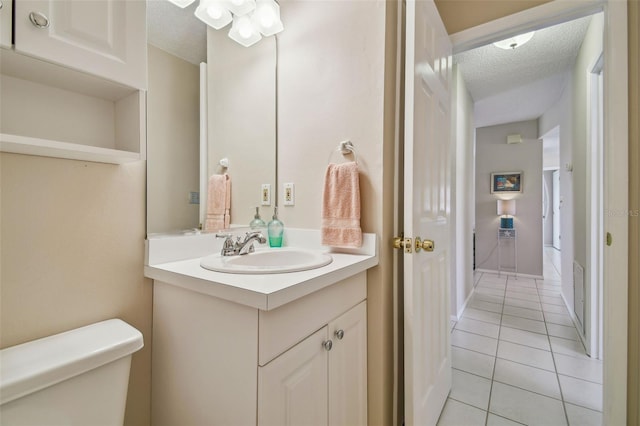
[146,0,277,235]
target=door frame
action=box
[449,0,629,423]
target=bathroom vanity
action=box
[144,229,378,426]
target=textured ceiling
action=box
[147,0,207,65]
[454,15,593,128]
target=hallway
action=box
[440,267,603,425]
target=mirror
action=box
[146,0,277,235]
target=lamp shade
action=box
[251,0,283,36]
[497,199,516,216]
[195,0,233,29]
[227,0,256,16]
[228,14,262,47]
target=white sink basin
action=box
[200,248,333,274]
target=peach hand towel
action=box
[204,174,231,232]
[321,162,362,248]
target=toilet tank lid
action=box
[0,319,143,405]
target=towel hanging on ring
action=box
[321,161,362,248]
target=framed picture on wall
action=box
[491,172,522,193]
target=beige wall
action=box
[147,45,200,234]
[277,1,396,423]
[0,154,152,426]
[435,0,553,34]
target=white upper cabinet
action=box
[13,0,146,89]
[0,0,12,48]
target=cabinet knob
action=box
[0,2,4,10]
[29,12,50,29]
[322,340,333,351]
[335,329,344,340]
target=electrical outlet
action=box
[283,183,295,206]
[189,191,200,205]
[261,184,271,206]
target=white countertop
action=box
[144,229,378,311]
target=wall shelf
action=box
[1,133,141,165]
[0,48,146,165]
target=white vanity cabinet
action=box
[258,301,367,426]
[13,0,146,89]
[151,272,368,426]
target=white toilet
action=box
[0,319,143,426]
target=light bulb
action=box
[207,5,223,19]
[257,4,275,28]
[237,17,253,39]
[231,0,244,6]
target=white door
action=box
[403,0,452,424]
[258,327,328,426]
[552,170,561,250]
[328,301,367,426]
[13,0,146,89]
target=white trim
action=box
[586,52,605,360]
[602,0,628,422]
[453,287,475,321]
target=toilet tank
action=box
[0,319,144,426]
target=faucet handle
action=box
[215,233,233,239]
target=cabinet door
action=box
[258,327,329,426]
[329,301,367,426]
[14,0,146,89]
[0,0,12,48]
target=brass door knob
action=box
[392,237,412,253]
[415,237,434,252]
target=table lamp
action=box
[497,199,516,229]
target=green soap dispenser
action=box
[249,207,266,230]
[267,206,284,247]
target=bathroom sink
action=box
[200,248,333,274]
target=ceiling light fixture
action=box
[166,0,196,8]
[493,31,535,50]
[189,0,283,47]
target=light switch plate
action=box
[261,184,271,206]
[283,183,295,206]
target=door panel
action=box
[328,301,367,426]
[403,0,452,425]
[258,327,328,426]
[14,0,146,89]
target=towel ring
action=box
[219,158,229,168]
[327,140,358,164]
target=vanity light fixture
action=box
[252,0,284,37]
[227,0,256,16]
[493,31,535,50]
[229,14,262,47]
[195,0,233,29]
[189,0,283,46]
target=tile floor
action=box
[440,267,603,426]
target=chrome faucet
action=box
[216,231,266,256]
